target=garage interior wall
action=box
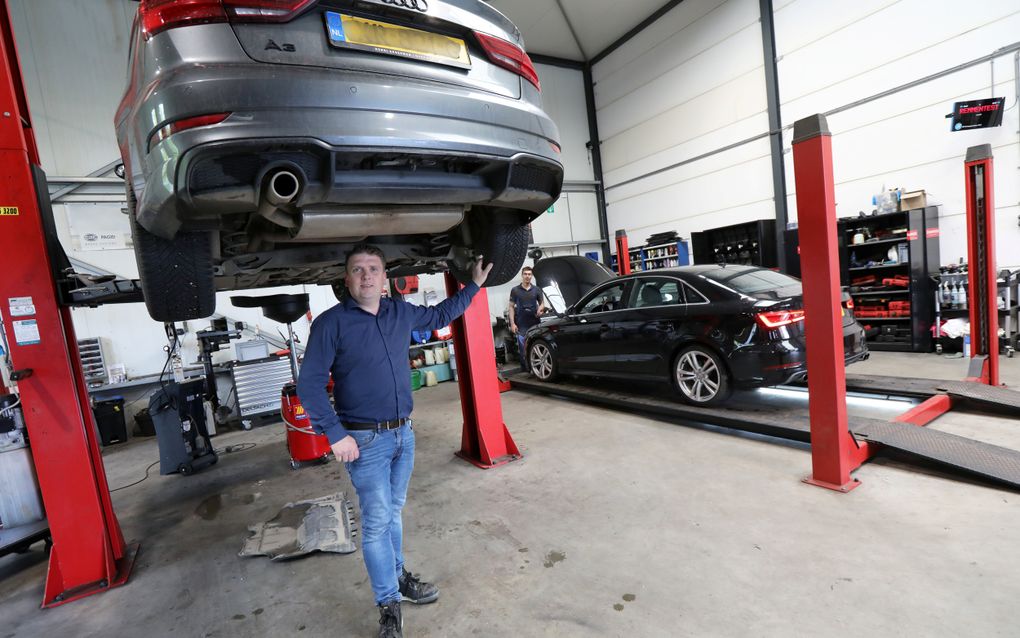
[775,0,1020,265]
[595,0,775,248]
[9,1,595,378]
[596,0,1020,269]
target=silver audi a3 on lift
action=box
[116,0,563,321]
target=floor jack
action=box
[231,294,332,468]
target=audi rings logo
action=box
[381,0,429,12]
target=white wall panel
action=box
[530,194,572,242]
[592,0,728,85]
[607,147,776,239]
[600,74,767,176]
[604,109,770,189]
[597,19,763,145]
[779,7,1020,122]
[593,0,769,250]
[775,0,1020,266]
[11,0,133,176]
[535,63,594,182]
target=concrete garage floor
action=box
[1,352,1019,637]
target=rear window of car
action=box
[702,269,801,295]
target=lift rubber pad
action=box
[510,374,1020,490]
[935,381,1020,415]
[853,419,1020,488]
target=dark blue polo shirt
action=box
[296,283,479,445]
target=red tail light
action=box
[149,112,231,150]
[474,31,541,90]
[140,0,315,39]
[140,0,226,38]
[755,309,806,330]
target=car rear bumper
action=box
[128,66,562,237]
[729,324,869,388]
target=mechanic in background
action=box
[298,244,492,638]
[508,265,545,372]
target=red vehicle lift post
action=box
[964,144,999,386]
[444,273,521,468]
[615,229,631,275]
[0,3,135,606]
[792,114,871,492]
[897,145,1003,425]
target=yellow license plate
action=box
[325,12,471,69]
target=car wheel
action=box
[452,221,529,287]
[528,339,558,381]
[672,345,731,406]
[127,185,216,322]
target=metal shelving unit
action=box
[613,239,689,273]
[934,268,1019,356]
[76,337,107,386]
[842,207,939,352]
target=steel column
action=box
[0,0,135,607]
[444,274,521,468]
[758,0,789,272]
[791,115,862,492]
[964,144,999,386]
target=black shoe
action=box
[378,600,402,638]
[399,568,440,604]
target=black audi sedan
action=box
[525,257,868,406]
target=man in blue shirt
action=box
[508,265,545,371]
[297,244,491,638]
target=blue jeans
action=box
[517,333,528,370]
[345,422,415,605]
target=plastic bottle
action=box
[959,282,967,309]
[963,334,971,357]
[941,281,951,306]
[950,282,959,308]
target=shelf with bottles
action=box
[616,239,690,272]
[934,268,1020,354]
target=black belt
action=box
[345,418,410,431]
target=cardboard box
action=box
[900,189,927,211]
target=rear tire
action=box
[672,344,731,406]
[127,185,216,322]
[452,221,529,287]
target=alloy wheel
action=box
[529,342,554,380]
[675,350,721,403]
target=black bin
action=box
[134,407,156,437]
[92,396,127,446]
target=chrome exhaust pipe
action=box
[257,169,302,229]
[266,170,300,205]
